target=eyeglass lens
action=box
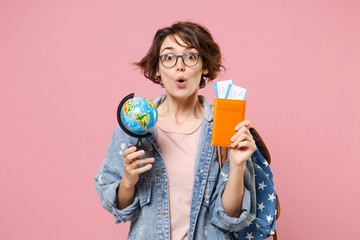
[160,53,200,68]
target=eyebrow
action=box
[160,46,195,54]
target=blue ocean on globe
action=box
[120,97,158,135]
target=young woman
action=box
[94,21,257,240]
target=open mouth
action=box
[176,77,187,87]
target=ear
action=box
[202,68,209,75]
[156,67,161,77]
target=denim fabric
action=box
[94,95,256,240]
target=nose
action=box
[175,55,185,71]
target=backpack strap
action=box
[217,145,227,167]
[249,127,271,164]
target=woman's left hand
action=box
[228,120,257,167]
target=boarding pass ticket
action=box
[214,80,247,100]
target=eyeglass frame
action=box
[158,53,202,68]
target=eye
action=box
[163,54,175,61]
[185,53,198,60]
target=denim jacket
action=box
[94,95,256,240]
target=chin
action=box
[171,89,199,100]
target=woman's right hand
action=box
[122,146,155,187]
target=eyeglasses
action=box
[159,53,201,68]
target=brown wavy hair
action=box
[134,21,224,89]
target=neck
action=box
[158,93,203,124]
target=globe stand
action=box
[134,138,153,151]
[117,93,153,151]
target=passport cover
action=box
[211,98,246,147]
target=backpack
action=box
[217,128,280,240]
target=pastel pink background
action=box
[1,0,359,239]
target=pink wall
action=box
[1,0,359,239]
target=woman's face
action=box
[156,35,208,100]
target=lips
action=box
[176,76,186,82]
[176,77,187,88]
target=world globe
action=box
[120,97,158,136]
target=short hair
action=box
[134,21,224,89]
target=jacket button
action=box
[157,212,167,215]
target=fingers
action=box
[124,146,154,175]
[131,161,154,175]
[231,138,256,150]
[128,157,155,170]
[231,120,255,149]
[123,146,137,164]
[231,131,254,148]
[124,146,146,164]
[231,121,251,142]
[231,127,250,142]
[235,120,251,131]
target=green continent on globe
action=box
[135,113,150,130]
[124,100,136,116]
[146,99,156,109]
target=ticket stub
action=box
[214,80,233,99]
[224,84,247,100]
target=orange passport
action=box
[211,98,246,147]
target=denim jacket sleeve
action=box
[94,127,140,224]
[210,159,256,232]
